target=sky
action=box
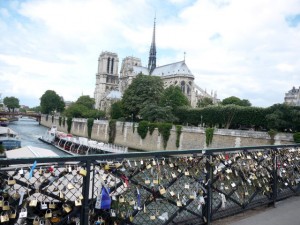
[0,0,300,108]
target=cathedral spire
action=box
[148,17,157,74]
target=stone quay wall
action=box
[41,116,294,151]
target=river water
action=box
[8,117,69,156]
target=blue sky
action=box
[0,0,300,107]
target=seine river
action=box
[8,117,69,156]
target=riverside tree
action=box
[121,74,164,120]
[40,90,65,114]
[3,96,20,112]
[221,96,251,106]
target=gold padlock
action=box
[9,209,16,219]
[7,177,16,185]
[2,201,10,211]
[0,196,3,207]
[45,209,52,218]
[79,168,87,176]
[49,201,56,209]
[104,164,110,170]
[29,198,38,207]
[33,216,40,225]
[159,186,166,195]
[63,204,72,213]
[0,212,9,223]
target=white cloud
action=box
[0,0,299,107]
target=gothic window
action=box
[111,58,114,74]
[107,57,111,73]
[181,81,185,93]
[187,85,191,95]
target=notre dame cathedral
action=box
[94,19,217,112]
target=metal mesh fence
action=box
[0,145,299,225]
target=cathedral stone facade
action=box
[94,19,217,112]
[284,86,300,106]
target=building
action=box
[94,19,217,112]
[284,86,300,106]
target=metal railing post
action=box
[272,148,278,207]
[205,154,213,225]
[81,159,91,224]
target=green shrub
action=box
[67,117,72,133]
[62,117,66,126]
[0,144,4,154]
[148,123,157,135]
[175,125,182,148]
[51,115,54,123]
[293,132,300,143]
[205,128,214,146]
[158,123,173,149]
[109,119,117,144]
[138,121,149,139]
[87,118,94,139]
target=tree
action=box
[221,96,251,106]
[121,74,164,120]
[197,97,213,108]
[110,101,124,119]
[3,96,20,112]
[76,95,95,109]
[140,104,177,122]
[64,104,88,118]
[160,85,190,110]
[40,90,65,114]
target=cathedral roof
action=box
[130,61,194,77]
[152,61,193,77]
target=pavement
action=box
[212,196,300,225]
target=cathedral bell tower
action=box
[94,51,119,110]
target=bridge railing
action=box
[0,144,300,225]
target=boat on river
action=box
[0,117,9,127]
[0,127,21,150]
[39,125,128,155]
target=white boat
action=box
[0,127,21,150]
[39,125,128,155]
[38,125,57,144]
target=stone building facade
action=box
[284,86,300,106]
[94,19,217,111]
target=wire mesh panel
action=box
[0,144,300,225]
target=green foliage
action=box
[29,106,41,113]
[0,144,4,154]
[132,122,135,133]
[140,104,177,123]
[121,74,164,120]
[175,105,267,129]
[160,85,189,110]
[67,117,72,133]
[3,96,20,112]
[266,104,300,132]
[108,119,117,144]
[197,97,213,108]
[51,115,54,123]
[158,123,173,149]
[205,128,214,146]
[268,129,277,145]
[175,125,182,148]
[62,117,66,126]
[110,101,124,119]
[137,121,149,139]
[64,103,105,119]
[148,123,158,135]
[46,115,48,121]
[222,96,251,106]
[76,95,95,109]
[87,118,94,139]
[40,90,65,114]
[293,132,300,143]
[59,116,62,126]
